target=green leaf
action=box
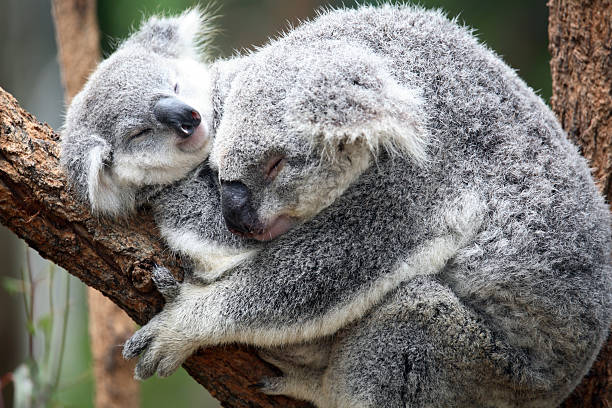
[26,320,36,336]
[1,277,25,294]
[37,314,53,338]
[38,313,54,369]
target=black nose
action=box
[221,181,258,235]
[153,97,201,138]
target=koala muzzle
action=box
[221,181,259,236]
[153,97,201,138]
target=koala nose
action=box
[221,181,258,236]
[153,97,201,138]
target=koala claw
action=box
[134,349,160,380]
[123,315,169,378]
[255,376,290,395]
[133,338,194,380]
[123,323,155,360]
[124,311,197,380]
[156,354,187,378]
[152,266,179,302]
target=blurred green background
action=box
[0,0,549,407]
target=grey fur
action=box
[151,266,180,302]
[60,5,611,408]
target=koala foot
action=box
[257,374,327,406]
[123,268,199,380]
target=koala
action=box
[61,9,222,216]
[202,6,612,405]
[60,10,258,277]
[61,5,612,408]
[120,4,611,408]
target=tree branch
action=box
[0,86,310,408]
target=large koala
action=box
[61,5,612,408]
[129,5,610,408]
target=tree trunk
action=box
[548,0,612,406]
[50,1,141,407]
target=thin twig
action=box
[53,272,70,390]
[19,265,30,331]
[45,263,56,378]
[25,245,35,360]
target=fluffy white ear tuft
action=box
[314,79,430,165]
[285,42,430,164]
[170,7,215,60]
[86,139,135,216]
[176,8,207,56]
[126,7,217,60]
[365,78,429,164]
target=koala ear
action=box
[210,57,249,130]
[85,138,134,215]
[368,78,430,163]
[125,7,215,60]
[60,133,134,216]
[287,45,430,164]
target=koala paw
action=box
[151,266,179,302]
[123,313,197,380]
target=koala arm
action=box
[124,191,485,379]
[262,275,577,408]
[253,277,528,408]
[123,267,228,379]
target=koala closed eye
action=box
[265,155,286,181]
[129,128,153,141]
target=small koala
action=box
[60,10,256,275]
[61,9,221,216]
[61,5,612,408]
[141,5,611,407]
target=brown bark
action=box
[0,86,311,408]
[50,1,141,407]
[549,0,612,406]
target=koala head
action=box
[61,9,215,216]
[210,40,429,241]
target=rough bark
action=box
[50,1,141,407]
[0,86,311,408]
[548,0,612,406]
